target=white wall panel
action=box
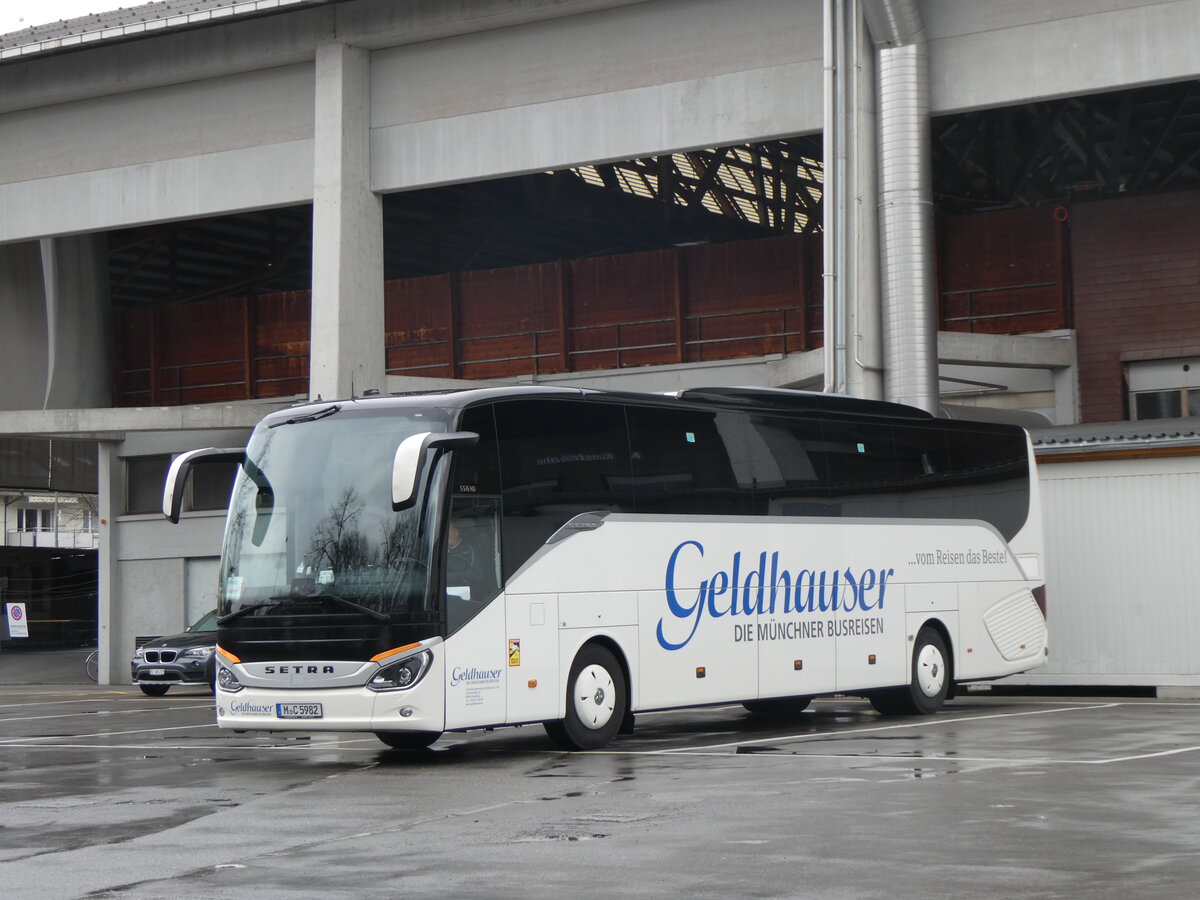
[1031,457,1200,687]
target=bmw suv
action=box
[130,610,217,696]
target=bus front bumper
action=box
[215,680,444,733]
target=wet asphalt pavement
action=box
[1,685,1198,899]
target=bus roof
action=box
[258,384,942,428]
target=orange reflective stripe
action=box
[370,642,421,663]
[216,645,241,664]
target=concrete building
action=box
[1,0,1199,689]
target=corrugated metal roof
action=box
[0,0,328,59]
[1031,417,1200,453]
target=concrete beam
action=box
[937,331,1076,369]
[0,401,292,440]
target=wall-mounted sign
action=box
[5,603,29,639]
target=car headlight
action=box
[132,647,145,661]
[216,665,244,692]
[181,646,214,659]
[368,649,432,692]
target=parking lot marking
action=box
[0,695,213,711]
[0,721,218,745]
[0,704,215,724]
[649,702,1120,755]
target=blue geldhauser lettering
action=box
[656,539,894,651]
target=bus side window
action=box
[444,497,502,633]
[627,405,745,515]
[494,399,633,579]
[743,414,829,517]
[940,425,1030,539]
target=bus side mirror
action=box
[163,447,245,523]
[392,431,479,511]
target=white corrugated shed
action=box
[1009,420,1200,695]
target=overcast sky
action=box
[1,1,125,36]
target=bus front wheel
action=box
[869,627,950,716]
[374,730,441,750]
[545,644,627,751]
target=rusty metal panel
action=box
[938,207,1068,334]
[458,264,561,338]
[570,249,675,328]
[385,275,452,376]
[684,235,802,315]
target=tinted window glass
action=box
[452,405,501,496]
[126,455,171,514]
[741,414,829,516]
[494,399,632,576]
[190,460,238,511]
[627,405,744,514]
[940,425,1030,538]
[444,406,504,633]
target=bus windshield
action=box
[217,406,451,622]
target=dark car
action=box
[130,609,217,696]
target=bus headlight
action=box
[217,665,244,693]
[368,649,432,692]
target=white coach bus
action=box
[165,386,1047,750]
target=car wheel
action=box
[139,684,171,697]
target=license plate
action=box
[148,668,165,676]
[276,703,323,720]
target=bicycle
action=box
[85,649,99,683]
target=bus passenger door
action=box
[442,498,507,729]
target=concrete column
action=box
[96,440,121,685]
[309,42,386,402]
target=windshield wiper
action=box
[270,403,341,428]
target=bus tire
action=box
[374,730,441,750]
[742,696,812,717]
[869,627,949,716]
[545,644,627,751]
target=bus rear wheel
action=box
[869,627,950,716]
[742,696,812,717]
[374,730,441,750]
[545,644,627,751]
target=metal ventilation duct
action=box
[863,0,938,413]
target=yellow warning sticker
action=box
[507,639,521,667]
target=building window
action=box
[1128,358,1200,420]
[16,508,53,532]
[189,460,238,512]
[126,455,172,514]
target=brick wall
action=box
[1070,191,1200,422]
